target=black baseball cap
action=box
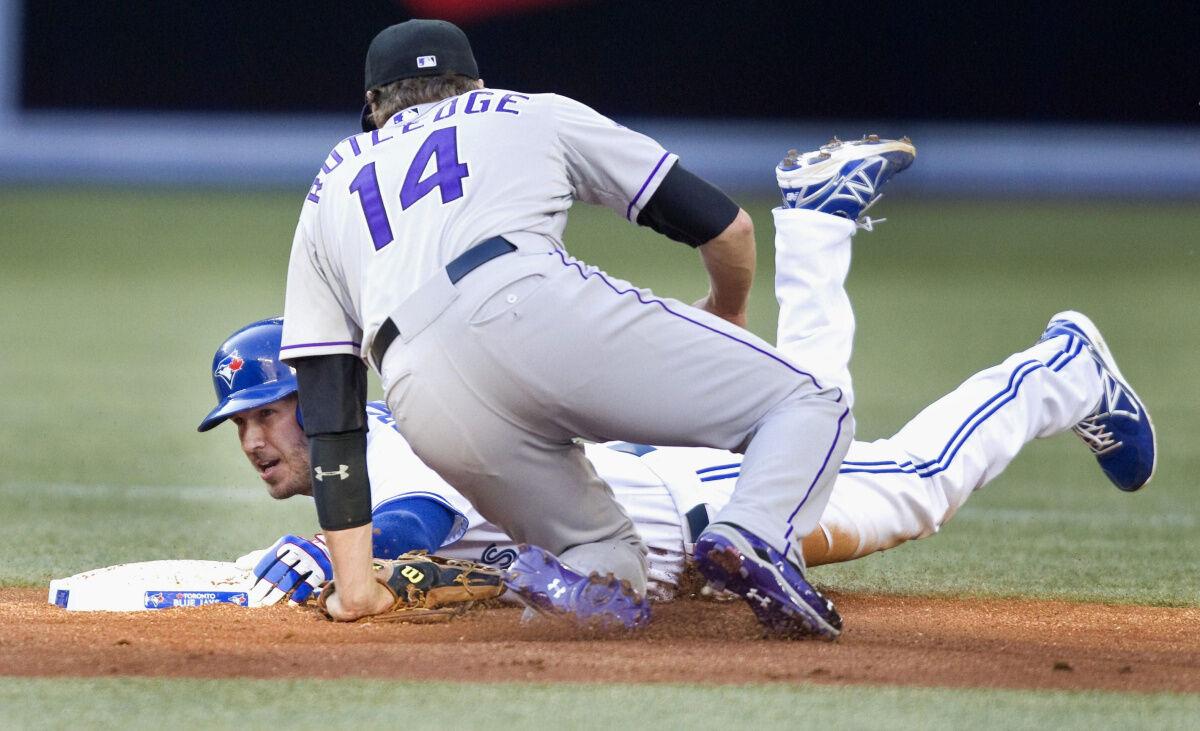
[364,19,480,92]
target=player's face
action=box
[230,395,311,500]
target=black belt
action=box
[370,236,516,368]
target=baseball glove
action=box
[316,551,506,623]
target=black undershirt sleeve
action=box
[292,355,372,531]
[636,163,740,247]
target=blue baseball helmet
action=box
[197,317,298,432]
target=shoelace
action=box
[855,193,887,231]
[1073,415,1121,456]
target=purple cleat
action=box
[505,544,651,629]
[694,522,842,640]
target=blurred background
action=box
[1,1,1197,602]
[4,0,1200,192]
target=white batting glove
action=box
[234,547,270,571]
[247,534,332,607]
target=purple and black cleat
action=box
[505,544,651,630]
[694,522,842,640]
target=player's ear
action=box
[475,78,485,89]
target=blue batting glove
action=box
[248,534,332,607]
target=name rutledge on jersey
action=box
[306,90,530,205]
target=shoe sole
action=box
[695,530,840,640]
[777,137,916,187]
[506,546,650,629]
[1049,310,1158,489]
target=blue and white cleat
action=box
[505,544,651,629]
[1041,310,1157,491]
[777,134,916,229]
[694,522,841,640]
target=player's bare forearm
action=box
[696,208,755,328]
[322,524,393,620]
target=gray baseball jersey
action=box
[281,89,676,363]
[281,88,852,594]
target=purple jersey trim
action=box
[625,152,672,221]
[279,340,361,351]
[550,249,836,396]
[783,406,851,547]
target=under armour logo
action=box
[547,578,567,599]
[313,464,350,481]
[746,588,772,609]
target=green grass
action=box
[2,187,1197,723]
[0,483,312,586]
[1,678,1199,729]
[1,188,1198,606]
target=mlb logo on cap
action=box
[363,21,479,93]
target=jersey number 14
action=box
[348,127,470,251]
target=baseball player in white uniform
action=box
[278,19,880,637]
[210,135,1156,617]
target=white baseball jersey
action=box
[280,89,677,363]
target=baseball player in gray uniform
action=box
[280,19,901,637]
[219,134,1154,616]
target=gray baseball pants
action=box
[379,247,853,593]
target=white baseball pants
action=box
[772,209,1103,564]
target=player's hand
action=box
[321,575,395,621]
[693,295,748,329]
[248,534,332,607]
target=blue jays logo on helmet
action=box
[197,317,300,432]
[214,351,246,389]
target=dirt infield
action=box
[1,588,1196,693]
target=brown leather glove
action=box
[316,551,505,622]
